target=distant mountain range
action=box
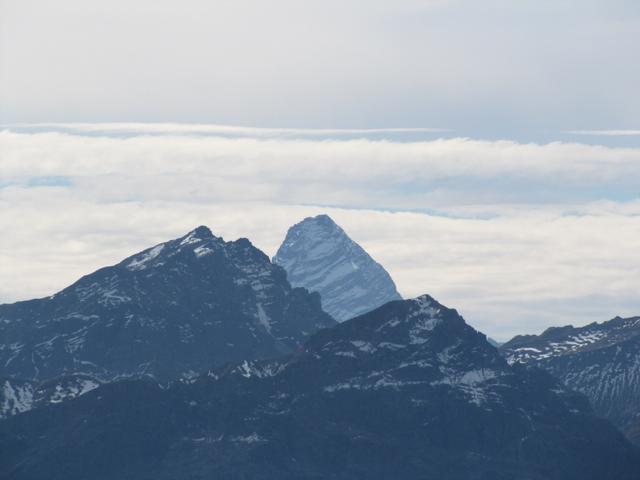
[501,315,640,445]
[1,216,640,478]
[2,295,638,479]
[273,214,402,321]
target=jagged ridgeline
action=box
[273,214,402,321]
[500,316,640,445]
[2,223,640,479]
[1,296,638,479]
[0,226,335,396]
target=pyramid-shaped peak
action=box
[274,215,402,321]
[306,214,339,227]
[289,214,344,238]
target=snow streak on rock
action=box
[501,316,640,444]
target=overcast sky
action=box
[1,1,639,340]
[2,0,640,143]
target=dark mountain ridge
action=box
[0,226,334,407]
[501,315,640,444]
[2,295,638,480]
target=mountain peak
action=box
[308,213,338,227]
[274,215,402,321]
[300,295,479,373]
[279,214,344,249]
[179,225,218,244]
[191,224,215,238]
[411,293,437,306]
[122,226,221,272]
[0,228,335,384]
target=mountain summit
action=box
[273,215,402,321]
[0,226,335,387]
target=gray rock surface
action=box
[273,215,402,321]
[3,295,639,480]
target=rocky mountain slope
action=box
[500,316,640,444]
[273,214,402,321]
[0,226,334,390]
[2,296,638,480]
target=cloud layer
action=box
[3,129,639,207]
[1,126,639,340]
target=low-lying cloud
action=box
[1,126,639,340]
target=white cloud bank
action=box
[1,126,639,340]
[5,123,448,137]
[566,130,640,137]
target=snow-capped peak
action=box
[273,214,402,321]
[124,226,222,271]
[179,225,216,245]
[126,244,165,271]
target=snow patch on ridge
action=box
[408,296,442,344]
[231,433,265,443]
[127,244,165,271]
[256,304,272,334]
[236,360,285,379]
[49,379,100,404]
[194,245,214,257]
[180,231,202,246]
[1,381,34,418]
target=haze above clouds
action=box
[0,1,639,339]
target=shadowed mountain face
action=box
[0,226,335,391]
[273,215,402,321]
[2,296,638,480]
[501,316,640,445]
